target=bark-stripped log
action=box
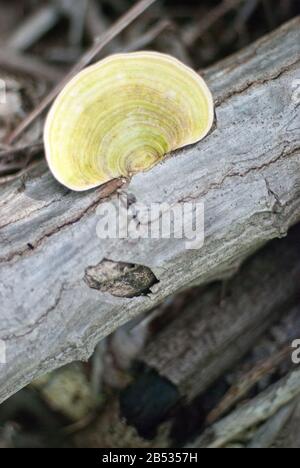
[0,18,299,402]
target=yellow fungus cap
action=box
[44,51,214,191]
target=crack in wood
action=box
[215,57,300,107]
[0,178,124,264]
[2,282,66,341]
[180,144,300,204]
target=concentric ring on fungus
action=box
[44,52,214,192]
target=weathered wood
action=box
[0,18,299,403]
[272,399,300,448]
[248,403,297,449]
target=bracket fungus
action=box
[44,52,214,192]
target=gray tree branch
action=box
[0,18,299,403]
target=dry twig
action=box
[0,49,63,83]
[206,345,292,425]
[183,0,244,46]
[188,370,300,448]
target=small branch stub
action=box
[84,259,159,298]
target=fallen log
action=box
[0,17,299,402]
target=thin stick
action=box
[0,141,43,159]
[183,0,244,46]
[6,0,158,146]
[0,50,63,83]
[86,0,109,39]
[122,19,172,52]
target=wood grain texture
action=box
[0,18,299,403]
